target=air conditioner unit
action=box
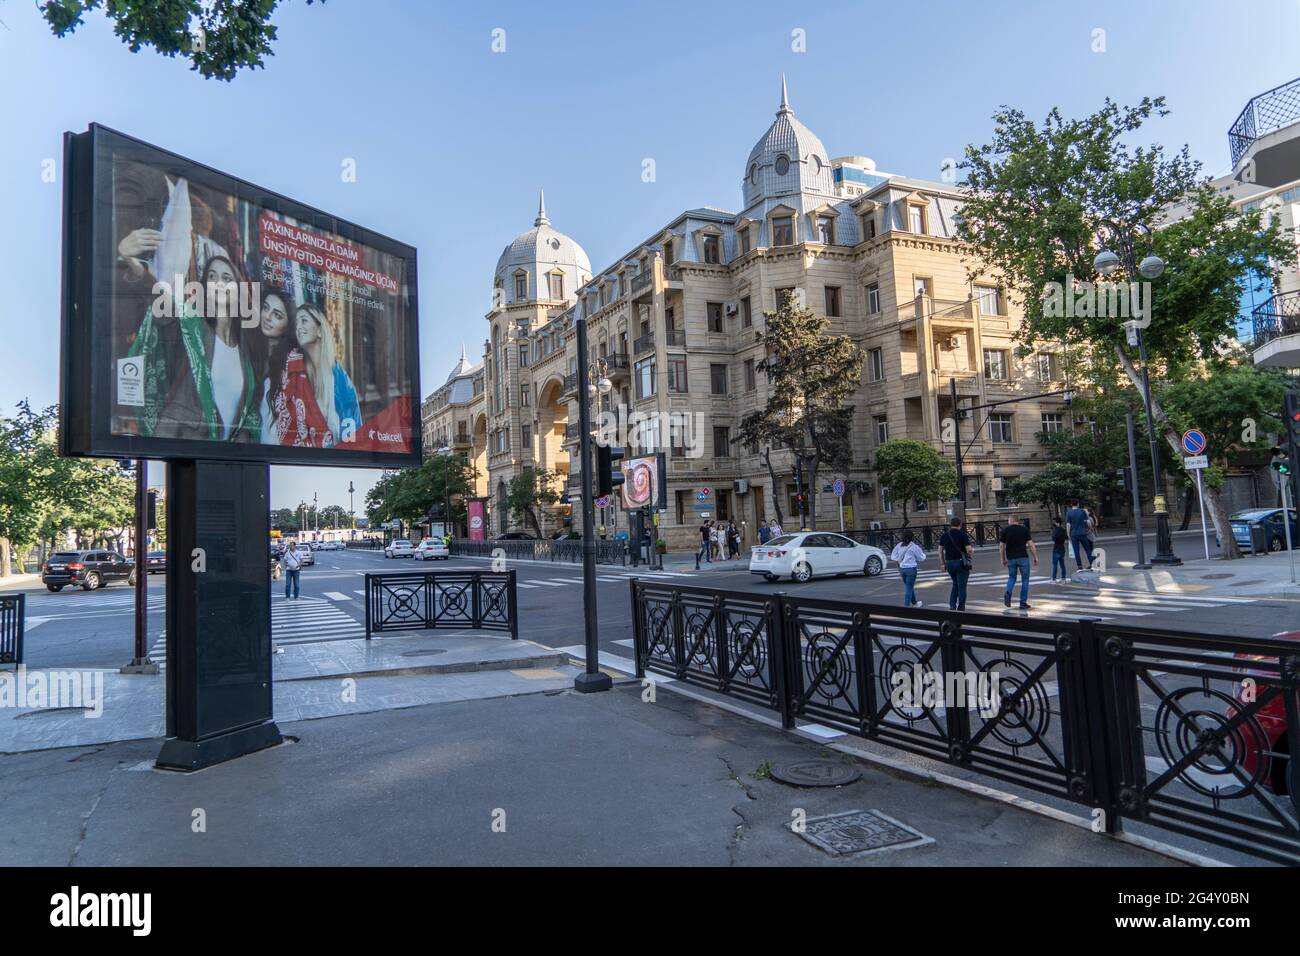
[989,477,1004,492]
[942,336,961,350]
[870,520,882,531]
[725,301,739,316]
[733,479,750,494]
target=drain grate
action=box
[769,758,861,788]
[792,809,934,857]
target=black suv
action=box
[42,550,137,592]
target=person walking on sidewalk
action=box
[282,540,303,599]
[999,515,1038,610]
[769,518,784,539]
[1065,500,1095,570]
[1050,517,1069,582]
[727,521,741,560]
[939,518,973,611]
[696,520,712,569]
[890,530,927,608]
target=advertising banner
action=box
[61,125,421,468]
[467,499,487,542]
[620,452,667,510]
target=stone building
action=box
[424,80,1070,548]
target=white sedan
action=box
[749,532,887,583]
[413,539,449,561]
[384,539,415,559]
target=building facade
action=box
[424,80,1070,548]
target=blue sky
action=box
[1,0,1296,509]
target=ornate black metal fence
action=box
[450,537,628,565]
[1229,75,1300,167]
[0,593,23,665]
[365,570,517,639]
[629,580,1300,865]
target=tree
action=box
[0,403,65,576]
[270,507,301,535]
[40,0,324,81]
[738,294,864,530]
[874,439,957,527]
[504,467,560,537]
[957,96,1293,558]
[319,504,349,529]
[1006,463,1105,520]
[365,454,474,533]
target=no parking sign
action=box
[1180,429,1207,456]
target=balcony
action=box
[603,352,631,379]
[561,372,579,396]
[664,329,685,347]
[1229,76,1300,186]
[633,333,655,355]
[1252,290,1300,367]
[630,270,654,299]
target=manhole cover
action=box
[769,758,861,788]
[401,648,448,658]
[792,809,934,857]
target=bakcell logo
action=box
[367,429,401,444]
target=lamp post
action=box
[348,481,355,530]
[1094,223,1179,566]
[435,443,455,537]
[574,313,614,694]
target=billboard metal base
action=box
[158,460,281,772]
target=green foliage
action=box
[270,507,300,534]
[366,454,474,531]
[505,467,560,537]
[40,0,323,81]
[1006,463,1105,517]
[873,439,957,527]
[738,295,864,527]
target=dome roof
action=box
[742,76,835,207]
[494,191,591,300]
[445,344,475,383]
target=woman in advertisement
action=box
[295,303,362,446]
[253,287,295,443]
[265,302,362,447]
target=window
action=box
[713,426,732,458]
[989,413,1013,444]
[710,363,729,395]
[741,296,752,328]
[744,358,756,390]
[548,272,564,300]
[522,423,531,448]
[995,481,1014,510]
[861,213,877,240]
[776,287,796,308]
[707,302,725,333]
[1037,352,1060,382]
[703,235,721,264]
[667,356,688,393]
[865,283,880,315]
[519,344,529,368]
[519,385,530,407]
[914,499,930,513]
[909,204,926,234]
[964,476,982,509]
[635,356,656,399]
[1040,413,1065,435]
[775,154,790,176]
[663,240,674,265]
[976,285,1001,315]
[868,348,884,381]
[880,488,894,513]
[514,273,528,299]
[772,216,794,246]
[824,286,842,317]
[874,415,889,445]
[739,227,751,255]
[983,349,1008,381]
[817,215,835,244]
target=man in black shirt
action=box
[999,515,1038,609]
[938,518,973,610]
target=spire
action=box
[534,189,550,227]
[459,342,468,365]
[778,74,791,116]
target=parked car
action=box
[1227,628,1298,796]
[42,550,137,592]
[413,538,450,561]
[145,551,166,573]
[1222,508,1298,553]
[316,540,342,551]
[494,531,536,541]
[749,532,887,583]
[296,546,316,567]
[385,539,415,558]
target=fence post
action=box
[1077,617,1124,835]
[770,592,795,729]
[364,573,373,640]
[507,570,518,640]
[939,616,971,763]
[471,570,482,629]
[630,579,645,680]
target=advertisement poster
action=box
[620,453,666,510]
[61,126,420,467]
[467,499,487,541]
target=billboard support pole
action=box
[156,460,283,771]
[121,458,158,675]
[573,315,611,694]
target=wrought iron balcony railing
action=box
[630,270,653,295]
[561,372,579,394]
[633,333,655,355]
[1230,76,1300,168]
[1252,289,1300,347]
[664,329,685,347]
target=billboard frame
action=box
[60,123,422,469]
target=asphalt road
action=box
[11,529,1294,671]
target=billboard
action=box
[620,452,667,511]
[60,125,421,467]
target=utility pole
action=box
[1126,412,1146,568]
[122,459,158,675]
[573,310,610,694]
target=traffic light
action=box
[145,489,158,530]
[596,445,625,497]
[1116,467,1131,491]
[1287,390,1300,447]
[1270,447,1292,476]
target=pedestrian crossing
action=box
[147,596,365,662]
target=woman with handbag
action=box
[938,518,974,611]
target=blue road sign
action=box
[1181,429,1207,456]
[833,479,846,497]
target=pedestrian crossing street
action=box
[902,567,1252,620]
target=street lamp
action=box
[573,312,612,694]
[1094,221,1179,566]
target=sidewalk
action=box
[1065,549,1300,601]
[0,573,42,593]
[0,679,1183,866]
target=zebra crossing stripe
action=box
[323,591,353,601]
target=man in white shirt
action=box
[282,540,303,599]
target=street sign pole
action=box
[1126,413,1147,568]
[1283,476,1297,585]
[1194,466,1209,561]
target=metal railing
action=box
[1229,75,1300,167]
[630,581,1300,865]
[631,270,653,295]
[0,594,24,665]
[364,570,517,639]
[450,537,628,565]
[664,329,685,346]
[1252,290,1300,347]
[633,333,655,355]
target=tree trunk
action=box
[525,506,542,538]
[0,537,10,578]
[761,449,785,527]
[1114,346,1241,559]
[805,456,819,530]
[1179,484,1194,531]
